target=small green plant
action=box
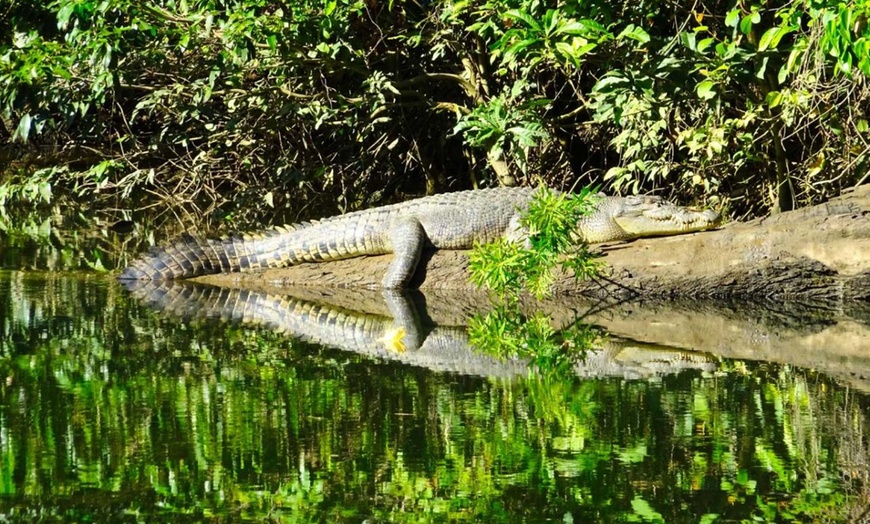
[467,186,603,371]
[469,185,602,298]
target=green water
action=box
[0,269,866,523]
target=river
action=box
[0,223,868,522]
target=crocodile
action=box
[123,280,719,379]
[120,187,720,288]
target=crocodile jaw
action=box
[613,200,721,239]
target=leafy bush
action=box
[2,0,869,220]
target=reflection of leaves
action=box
[617,443,648,464]
[469,305,599,378]
[629,497,665,523]
[0,272,864,522]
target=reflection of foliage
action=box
[469,304,600,376]
[0,273,866,521]
[0,202,219,274]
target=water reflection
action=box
[0,271,867,522]
[122,280,719,380]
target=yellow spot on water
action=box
[379,326,407,353]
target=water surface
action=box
[0,270,867,522]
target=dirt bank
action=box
[194,185,870,301]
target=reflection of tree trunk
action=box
[193,185,870,303]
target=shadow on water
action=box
[0,270,869,522]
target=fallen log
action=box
[194,185,870,302]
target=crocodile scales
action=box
[120,187,720,288]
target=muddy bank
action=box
[194,185,870,301]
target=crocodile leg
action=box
[382,218,426,289]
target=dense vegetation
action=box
[2,0,870,223]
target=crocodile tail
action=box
[119,229,291,280]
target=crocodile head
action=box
[581,195,721,243]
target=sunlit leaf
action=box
[696,80,717,100]
[725,9,741,28]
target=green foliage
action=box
[0,169,52,210]
[468,304,601,374]
[453,91,548,175]
[469,186,602,298]
[493,8,612,71]
[2,0,870,220]
[628,496,666,523]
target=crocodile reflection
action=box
[122,281,718,379]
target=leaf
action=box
[785,46,804,75]
[739,15,755,35]
[681,31,697,51]
[38,181,52,203]
[777,63,789,84]
[656,56,681,71]
[542,9,558,35]
[617,24,650,44]
[592,74,628,92]
[757,27,778,52]
[15,113,32,142]
[575,42,597,56]
[725,9,740,28]
[696,80,717,100]
[772,25,796,49]
[57,3,75,30]
[555,20,589,37]
[758,25,795,53]
[504,9,542,32]
[755,56,769,79]
[507,125,545,148]
[577,18,607,35]
[630,497,665,523]
[555,42,579,67]
[697,37,714,53]
[504,38,539,63]
[766,90,783,108]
